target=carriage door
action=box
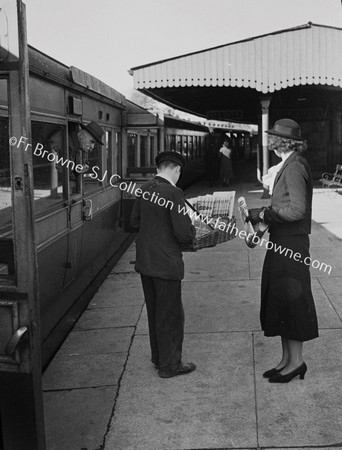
[0,1,45,449]
[62,120,84,287]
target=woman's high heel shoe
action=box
[263,366,286,379]
[268,362,307,383]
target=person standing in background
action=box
[219,138,234,186]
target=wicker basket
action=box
[213,216,237,244]
[180,219,219,252]
[180,193,236,251]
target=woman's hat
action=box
[80,121,104,145]
[155,151,186,168]
[266,118,303,141]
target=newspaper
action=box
[187,191,235,220]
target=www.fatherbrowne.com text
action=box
[10,136,333,275]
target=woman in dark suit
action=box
[247,118,318,383]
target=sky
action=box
[24,0,342,97]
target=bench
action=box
[320,164,342,192]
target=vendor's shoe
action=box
[151,358,160,369]
[158,362,196,378]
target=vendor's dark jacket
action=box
[265,152,312,236]
[130,176,195,280]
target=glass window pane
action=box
[149,136,155,165]
[106,131,112,179]
[115,131,120,174]
[84,133,103,194]
[128,134,136,167]
[189,136,193,159]
[0,79,14,278]
[170,135,176,151]
[31,122,66,211]
[140,135,147,166]
[176,135,182,154]
[183,136,188,161]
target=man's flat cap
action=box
[155,151,186,168]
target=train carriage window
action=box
[31,122,66,211]
[115,131,120,175]
[65,122,103,195]
[183,136,188,161]
[194,136,198,158]
[127,133,137,167]
[83,127,104,194]
[189,136,193,160]
[67,122,82,195]
[0,79,14,278]
[170,134,176,152]
[176,135,182,155]
[149,135,155,165]
[105,131,113,179]
[140,135,147,167]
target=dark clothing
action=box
[220,155,234,180]
[261,152,318,341]
[130,176,195,280]
[264,153,312,236]
[130,175,195,375]
[261,234,318,341]
[140,275,184,376]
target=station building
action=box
[129,22,342,180]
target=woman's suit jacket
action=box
[265,152,313,236]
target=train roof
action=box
[163,115,208,132]
[124,99,164,127]
[28,45,126,107]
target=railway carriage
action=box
[0,44,138,366]
[0,45,212,368]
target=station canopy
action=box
[129,23,342,124]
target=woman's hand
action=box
[246,208,265,225]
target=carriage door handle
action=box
[5,327,28,356]
[83,199,93,221]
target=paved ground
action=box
[43,173,342,450]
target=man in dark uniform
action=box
[130,151,196,378]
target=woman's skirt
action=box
[260,234,319,341]
[220,156,233,179]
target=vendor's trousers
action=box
[140,275,184,377]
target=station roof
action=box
[129,23,342,123]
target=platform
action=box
[42,175,342,450]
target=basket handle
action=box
[184,199,216,230]
[184,199,198,212]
